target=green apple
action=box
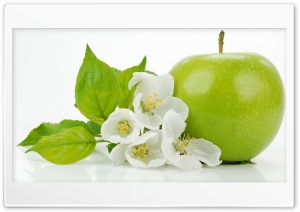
[169,32,285,162]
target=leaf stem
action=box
[95,139,106,143]
[218,30,225,53]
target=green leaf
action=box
[87,121,101,135]
[75,44,121,125]
[117,56,147,109]
[81,113,106,126]
[145,70,157,76]
[18,119,93,146]
[107,143,118,154]
[112,67,122,76]
[26,127,96,165]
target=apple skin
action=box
[170,53,285,162]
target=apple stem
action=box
[218,30,225,53]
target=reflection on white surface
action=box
[14,143,285,182]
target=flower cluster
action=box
[98,72,222,170]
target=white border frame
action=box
[4,4,294,207]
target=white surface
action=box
[13,29,286,182]
[14,138,285,182]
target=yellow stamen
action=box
[130,143,153,163]
[118,120,131,135]
[141,92,163,115]
[173,134,194,155]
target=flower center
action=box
[141,92,163,115]
[130,143,152,162]
[117,120,131,135]
[173,134,194,155]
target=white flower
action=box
[162,110,222,170]
[96,142,127,164]
[128,72,188,129]
[125,130,166,168]
[101,109,142,144]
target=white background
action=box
[1,0,298,211]
[12,28,286,134]
[13,28,286,183]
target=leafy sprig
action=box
[18,44,224,170]
[18,44,152,164]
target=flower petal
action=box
[187,138,222,166]
[95,141,110,158]
[156,97,189,121]
[136,108,162,129]
[109,143,128,164]
[173,155,202,170]
[128,131,157,147]
[146,129,163,148]
[100,118,119,143]
[161,137,181,164]
[133,93,162,129]
[124,127,141,144]
[138,148,166,168]
[108,135,125,144]
[162,109,186,139]
[132,92,144,108]
[101,108,142,144]
[147,158,166,168]
[125,132,165,168]
[155,74,174,99]
[130,74,174,101]
[96,142,127,164]
[108,108,130,119]
[135,79,158,97]
[125,132,157,167]
[128,72,153,90]
[126,155,148,168]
